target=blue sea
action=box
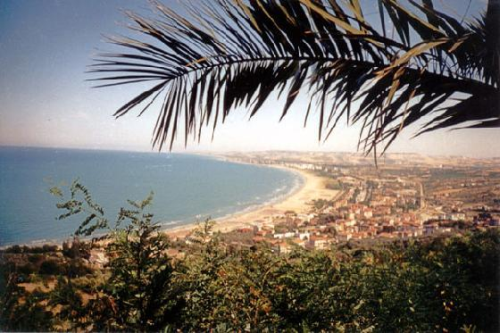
[0,147,302,246]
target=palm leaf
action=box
[90,0,499,155]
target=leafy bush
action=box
[3,229,498,331]
[49,183,183,331]
[42,245,58,253]
[179,230,499,332]
[0,274,52,331]
[18,262,38,275]
[66,259,93,278]
[27,254,44,264]
[62,239,91,259]
[39,260,62,275]
[4,245,22,254]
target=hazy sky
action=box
[1,0,498,157]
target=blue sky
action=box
[0,0,498,157]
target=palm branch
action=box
[89,0,499,155]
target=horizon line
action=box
[1,143,499,160]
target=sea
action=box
[0,146,303,246]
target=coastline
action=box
[1,158,337,248]
[164,163,339,239]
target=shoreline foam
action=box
[160,162,305,235]
[163,163,339,239]
[156,160,304,225]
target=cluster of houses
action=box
[222,209,419,253]
[221,209,499,254]
[213,171,500,253]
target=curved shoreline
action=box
[162,163,306,235]
[210,166,305,222]
[164,163,339,238]
[1,158,336,248]
[1,159,306,249]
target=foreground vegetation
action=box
[1,183,499,332]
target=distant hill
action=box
[213,151,500,168]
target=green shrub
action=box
[27,254,44,265]
[4,245,22,254]
[0,283,52,331]
[39,260,62,275]
[18,263,38,275]
[66,259,93,278]
[42,244,58,253]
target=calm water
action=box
[0,147,302,245]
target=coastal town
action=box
[171,151,500,255]
[3,151,500,262]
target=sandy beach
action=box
[165,166,339,238]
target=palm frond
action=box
[89,0,499,154]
